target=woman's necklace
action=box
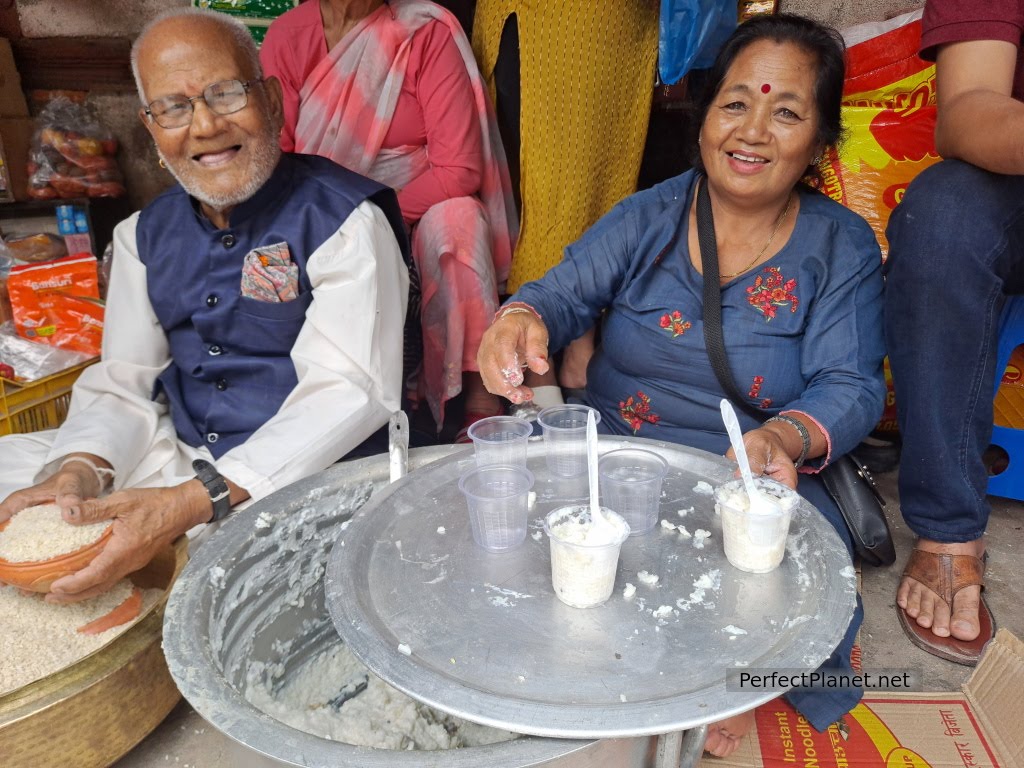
[717,193,794,281]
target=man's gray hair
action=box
[131,7,264,105]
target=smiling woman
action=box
[477,13,886,758]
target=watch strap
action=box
[192,459,232,522]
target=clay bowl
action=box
[0,517,114,593]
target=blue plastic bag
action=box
[659,0,737,85]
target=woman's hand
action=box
[726,428,798,490]
[477,310,551,404]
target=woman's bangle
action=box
[764,415,811,469]
[494,302,542,322]
[59,456,115,492]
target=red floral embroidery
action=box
[746,267,798,320]
[659,310,692,338]
[618,391,661,434]
[748,376,773,408]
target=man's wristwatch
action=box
[192,459,232,522]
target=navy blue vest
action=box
[136,153,407,458]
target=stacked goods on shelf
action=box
[192,0,299,45]
[27,97,125,200]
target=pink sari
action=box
[295,0,518,425]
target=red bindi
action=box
[761,83,771,94]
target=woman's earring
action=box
[158,157,167,169]
[811,154,822,165]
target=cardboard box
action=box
[0,116,33,202]
[701,630,1024,767]
[0,39,28,118]
[994,346,1024,430]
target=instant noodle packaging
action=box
[700,630,1024,768]
[817,9,940,260]
[7,253,104,357]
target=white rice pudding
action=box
[246,642,517,750]
[544,505,629,609]
[715,479,799,573]
[0,504,111,562]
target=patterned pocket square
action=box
[240,242,299,302]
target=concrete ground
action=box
[114,468,1024,767]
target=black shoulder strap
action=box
[696,175,767,425]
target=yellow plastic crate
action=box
[0,359,97,436]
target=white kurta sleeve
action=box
[46,213,173,479]
[214,200,408,500]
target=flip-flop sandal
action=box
[897,550,996,666]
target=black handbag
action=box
[694,176,896,567]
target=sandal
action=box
[897,549,996,666]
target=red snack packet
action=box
[7,253,104,356]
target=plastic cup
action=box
[467,415,533,467]
[458,465,535,552]
[714,477,800,573]
[537,405,601,478]
[598,448,669,535]
[543,505,630,608]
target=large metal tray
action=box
[325,436,856,739]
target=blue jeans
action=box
[884,160,1024,542]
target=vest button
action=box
[206,294,219,308]
[206,432,219,444]
[216,378,228,391]
[222,234,236,248]
[209,344,223,356]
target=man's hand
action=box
[477,311,551,404]
[45,480,212,604]
[726,429,798,490]
[0,455,106,524]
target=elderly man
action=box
[0,8,408,602]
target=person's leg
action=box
[414,197,503,431]
[784,476,864,729]
[704,474,863,756]
[559,327,595,391]
[884,159,1024,642]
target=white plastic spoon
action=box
[719,399,774,515]
[586,409,611,528]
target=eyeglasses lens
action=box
[150,80,250,128]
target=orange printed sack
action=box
[818,9,940,259]
[7,253,104,356]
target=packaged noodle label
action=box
[7,253,104,356]
[817,10,941,260]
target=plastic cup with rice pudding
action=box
[543,505,630,608]
[714,477,799,573]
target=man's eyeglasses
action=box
[144,79,262,129]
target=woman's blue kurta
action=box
[511,169,886,730]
